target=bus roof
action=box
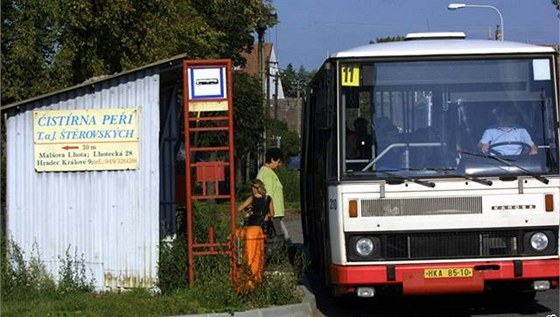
[331,39,555,59]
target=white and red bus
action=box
[301,32,559,300]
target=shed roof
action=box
[1,53,189,111]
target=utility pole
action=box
[267,60,279,120]
[255,9,278,162]
[274,73,279,120]
[257,28,267,110]
[256,25,267,165]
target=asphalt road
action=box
[283,215,560,317]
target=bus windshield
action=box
[342,57,559,179]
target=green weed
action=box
[1,200,304,316]
[157,201,303,312]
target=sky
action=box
[268,0,560,71]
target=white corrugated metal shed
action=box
[2,53,187,290]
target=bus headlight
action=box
[523,230,556,254]
[347,236,381,261]
[355,238,374,257]
[530,232,549,251]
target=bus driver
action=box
[478,106,537,156]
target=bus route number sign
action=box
[341,65,360,87]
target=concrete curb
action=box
[171,283,316,317]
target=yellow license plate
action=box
[424,267,473,279]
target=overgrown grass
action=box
[1,240,97,316]
[158,201,303,310]
[2,288,231,317]
[1,200,306,316]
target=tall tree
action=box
[268,119,300,158]
[1,0,62,104]
[232,71,265,183]
[192,0,277,67]
[280,63,313,98]
[53,0,222,84]
[553,0,560,15]
[1,0,277,104]
[280,64,297,98]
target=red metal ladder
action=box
[182,59,236,286]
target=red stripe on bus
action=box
[330,259,559,294]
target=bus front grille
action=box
[346,228,558,261]
[361,196,482,217]
[385,230,518,259]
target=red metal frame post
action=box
[182,59,236,286]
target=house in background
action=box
[239,43,301,137]
[239,43,285,102]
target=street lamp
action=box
[448,3,504,40]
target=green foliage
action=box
[158,236,189,293]
[281,130,301,158]
[1,204,303,316]
[553,0,560,13]
[233,72,266,162]
[192,201,232,242]
[268,119,301,157]
[237,240,300,309]
[1,240,94,302]
[57,246,96,294]
[192,0,277,67]
[188,256,243,313]
[157,201,302,313]
[241,268,299,308]
[158,202,233,293]
[54,0,218,83]
[1,0,278,104]
[1,241,55,300]
[2,289,213,317]
[280,63,314,98]
[275,166,300,204]
[1,0,63,104]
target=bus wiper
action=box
[460,151,549,185]
[422,167,493,186]
[379,170,436,188]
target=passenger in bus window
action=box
[373,117,403,169]
[346,117,372,159]
[478,107,537,156]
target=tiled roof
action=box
[240,43,273,76]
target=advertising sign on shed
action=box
[34,108,140,172]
